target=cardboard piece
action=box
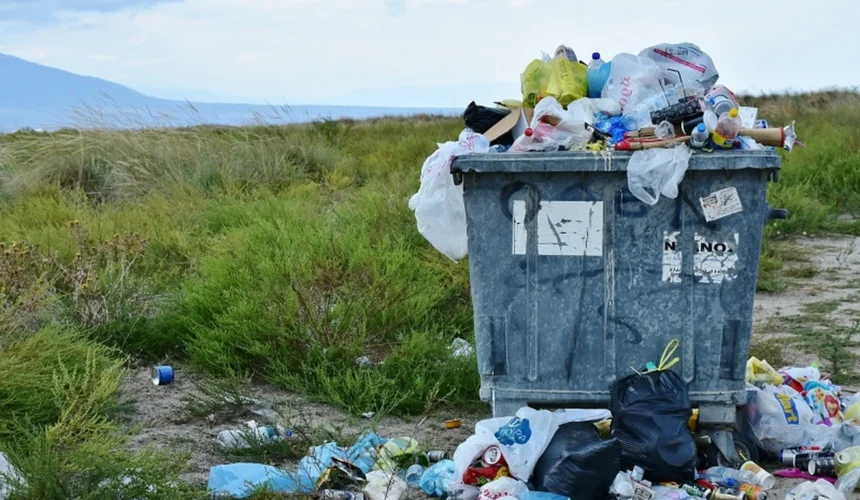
[482,108,533,143]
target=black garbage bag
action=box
[609,369,697,483]
[531,421,621,500]
[463,101,512,145]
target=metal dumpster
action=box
[451,151,781,433]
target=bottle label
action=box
[711,131,735,149]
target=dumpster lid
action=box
[451,150,780,174]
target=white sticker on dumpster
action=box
[662,231,682,283]
[700,187,743,222]
[511,201,603,256]
[694,233,739,284]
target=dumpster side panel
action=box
[461,156,775,418]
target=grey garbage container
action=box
[451,150,781,432]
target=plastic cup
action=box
[741,461,775,489]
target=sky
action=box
[0,0,858,108]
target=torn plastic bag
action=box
[531,421,621,500]
[464,102,513,145]
[601,53,662,112]
[408,129,489,261]
[510,97,591,153]
[626,145,693,206]
[451,408,559,483]
[208,463,309,498]
[639,43,719,91]
[786,479,847,500]
[609,368,696,483]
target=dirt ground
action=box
[119,235,860,498]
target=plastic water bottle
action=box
[702,466,757,487]
[711,108,741,149]
[690,123,710,149]
[587,52,611,99]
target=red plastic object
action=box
[524,128,534,137]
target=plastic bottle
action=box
[711,108,741,149]
[690,123,710,149]
[587,52,611,99]
[740,461,776,489]
[702,466,757,487]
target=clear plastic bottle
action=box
[711,108,741,149]
[690,123,710,149]
[702,466,757,487]
[587,52,611,99]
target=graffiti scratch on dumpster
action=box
[512,201,604,256]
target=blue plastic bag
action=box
[420,459,455,497]
[208,463,310,498]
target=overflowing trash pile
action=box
[409,42,801,261]
[202,355,860,499]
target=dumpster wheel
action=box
[705,429,759,468]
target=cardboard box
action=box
[482,107,533,143]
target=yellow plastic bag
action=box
[521,57,587,109]
[374,437,419,472]
[546,57,587,108]
[746,357,784,386]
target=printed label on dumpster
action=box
[694,233,739,284]
[511,201,603,257]
[700,187,743,222]
[662,231,682,283]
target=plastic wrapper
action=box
[609,369,697,483]
[608,472,635,499]
[626,145,693,206]
[746,357,784,386]
[566,97,621,124]
[639,43,719,91]
[374,437,419,472]
[451,408,558,484]
[510,97,591,153]
[601,53,662,112]
[408,129,489,261]
[531,421,621,500]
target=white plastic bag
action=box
[626,145,693,206]
[601,53,662,112]
[0,453,20,500]
[786,479,847,500]
[364,470,407,500]
[408,129,489,261]
[510,97,591,153]
[567,97,621,123]
[477,477,528,500]
[749,384,837,453]
[451,408,559,483]
[639,43,719,91]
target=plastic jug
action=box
[711,108,741,149]
[587,53,611,99]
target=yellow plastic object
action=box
[835,446,860,477]
[496,99,523,110]
[846,401,860,421]
[521,58,587,109]
[595,419,612,438]
[746,357,784,386]
[374,437,419,472]
[688,409,699,433]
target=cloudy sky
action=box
[0,0,858,107]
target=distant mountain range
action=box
[0,53,459,131]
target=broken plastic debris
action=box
[450,338,473,358]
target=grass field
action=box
[0,91,859,497]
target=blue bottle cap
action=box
[592,52,600,60]
[697,123,707,132]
